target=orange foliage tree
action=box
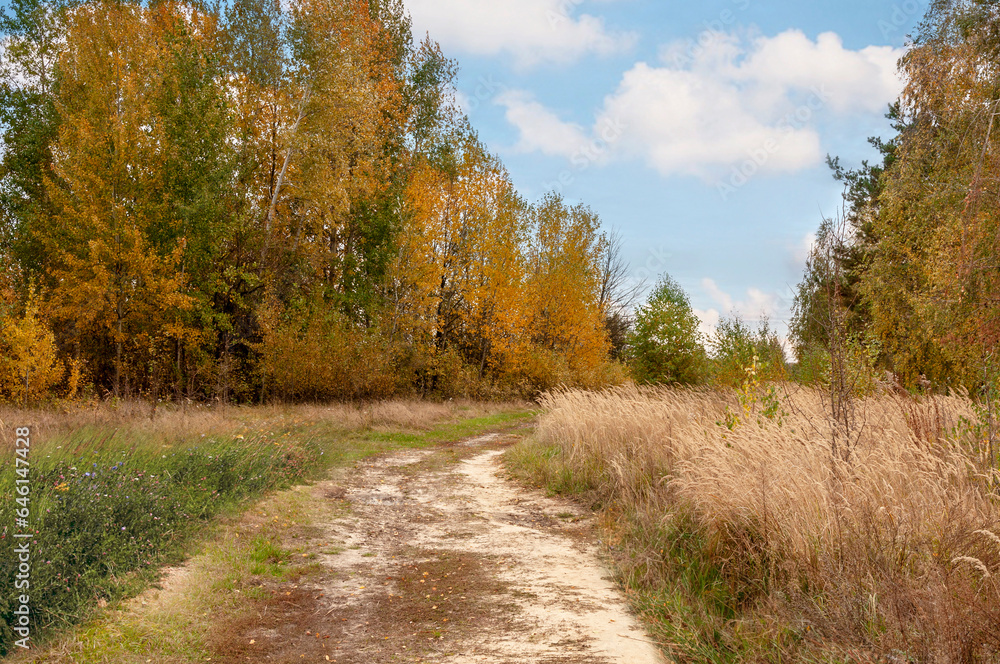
[38,1,198,397]
[0,0,625,401]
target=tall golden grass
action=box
[532,384,1000,661]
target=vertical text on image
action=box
[12,426,32,649]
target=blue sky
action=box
[405,0,923,346]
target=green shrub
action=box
[711,314,786,387]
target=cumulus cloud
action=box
[496,28,905,178]
[603,29,905,178]
[694,307,721,341]
[733,31,903,114]
[496,90,591,157]
[405,0,636,67]
[702,278,734,313]
[701,278,779,321]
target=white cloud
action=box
[496,90,590,157]
[733,31,903,114]
[598,61,822,177]
[702,278,733,313]
[694,307,721,340]
[602,29,905,178]
[404,0,636,67]
[743,287,780,319]
[496,28,905,178]
[702,278,778,320]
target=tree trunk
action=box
[263,85,311,262]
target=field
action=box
[507,385,1000,662]
[5,386,1000,663]
[0,399,532,656]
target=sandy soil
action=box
[209,433,667,663]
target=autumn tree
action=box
[38,1,198,397]
[789,1,1000,390]
[388,133,532,389]
[0,0,74,292]
[858,0,1000,388]
[0,0,626,401]
[525,194,610,386]
[0,291,66,403]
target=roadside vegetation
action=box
[0,400,531,655]
[507,385,1000,662]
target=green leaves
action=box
[627,275,707,386]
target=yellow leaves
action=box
[525,195,610,379]
[258,296,398,401]
[863,8,1000,388]
[391,142,536,375]
[0,293,66,404]
[388,142,614,391]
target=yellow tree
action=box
[390,137,531,382]
[525,194,610,384]
[269,0,403,289]
[456,148,531,377]
[0,291,65,404]
[39,1,193,396]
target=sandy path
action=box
[214,433,666,663]
[310,435,663,663]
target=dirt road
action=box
[186,433,665,663]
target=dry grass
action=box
[520,384,1000,662]
[0,399,516,452]
[0,398,533,658]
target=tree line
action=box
[8,0,982,403]
[0,0,627,403]
[791,0,1000,393]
